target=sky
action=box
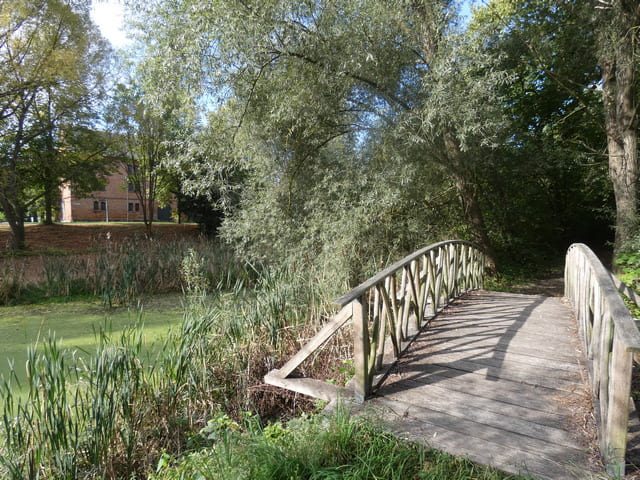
[90,0,130,49]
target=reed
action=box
[0,236,246,307]
[0,260,24,305]
[0,248,341,479]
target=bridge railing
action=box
[565,244,640,476]
[265,240,485,403]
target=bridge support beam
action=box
[352,297,369,403]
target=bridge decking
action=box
[361,290,603,480]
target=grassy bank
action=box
[150,406,526,480]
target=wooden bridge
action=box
[265,241,640,479]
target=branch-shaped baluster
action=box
[378,279,399,358]
[406,261,420,330]
[373,285,387,370]
[265,240,486,405]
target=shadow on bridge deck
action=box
[357,290,603,480]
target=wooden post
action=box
[352,296,369,403]
[605,332,633,476]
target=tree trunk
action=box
[606,127,637,251]
[43,183,54,225]
[455,177,497,273]
[599,1,640,254]
[0,195,26,250]
[443,133,497,271]
[142,196,154,237]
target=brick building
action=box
[59,162,175,222]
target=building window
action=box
[128,203,133,212]
[93,201,99,211]
[100,201,106,211]
[135,203,140,212]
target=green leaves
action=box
[0,0,112,244]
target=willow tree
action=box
[135,0,507,270]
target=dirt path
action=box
[503,276,565,297]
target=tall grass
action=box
[0,249,344,479]
[149,406,525,480]
[0,236,245,307]
[0,260,25,305]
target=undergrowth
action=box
[0,250,348,479]
[0,236,245,307]
[149,406,526,480]
[484,258,564,293]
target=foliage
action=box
[0,0,112,248]
[149,407,524,480]
[177,191,225,236]
[469,0,614,256]
[130,0,634,274]
[615,232,640,295]
[0,247,346,479]
[134,0,516,273]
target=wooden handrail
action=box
[333,240,478,307]
[564,243,640,476]
[265,240,485,403]
[611,273,640,310]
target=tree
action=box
[107,82,191,236]
[468,0,613,256]
[474,0,639,254]
[135,0,509,270]
[0,0,110,248]
[596,0,640,252]
[27,125,114,224]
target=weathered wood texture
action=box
[363,291,602,480]
[565,243,640,476]
[265,240,485,402]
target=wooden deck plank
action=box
[378,379,571,429]
[369,398,590,480]
[387,366,565,415]
[380,387,582,449]
[416,334,583,367]
[364,290,602,479]
[387,363,574,413]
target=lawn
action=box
[0,293,185,394]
